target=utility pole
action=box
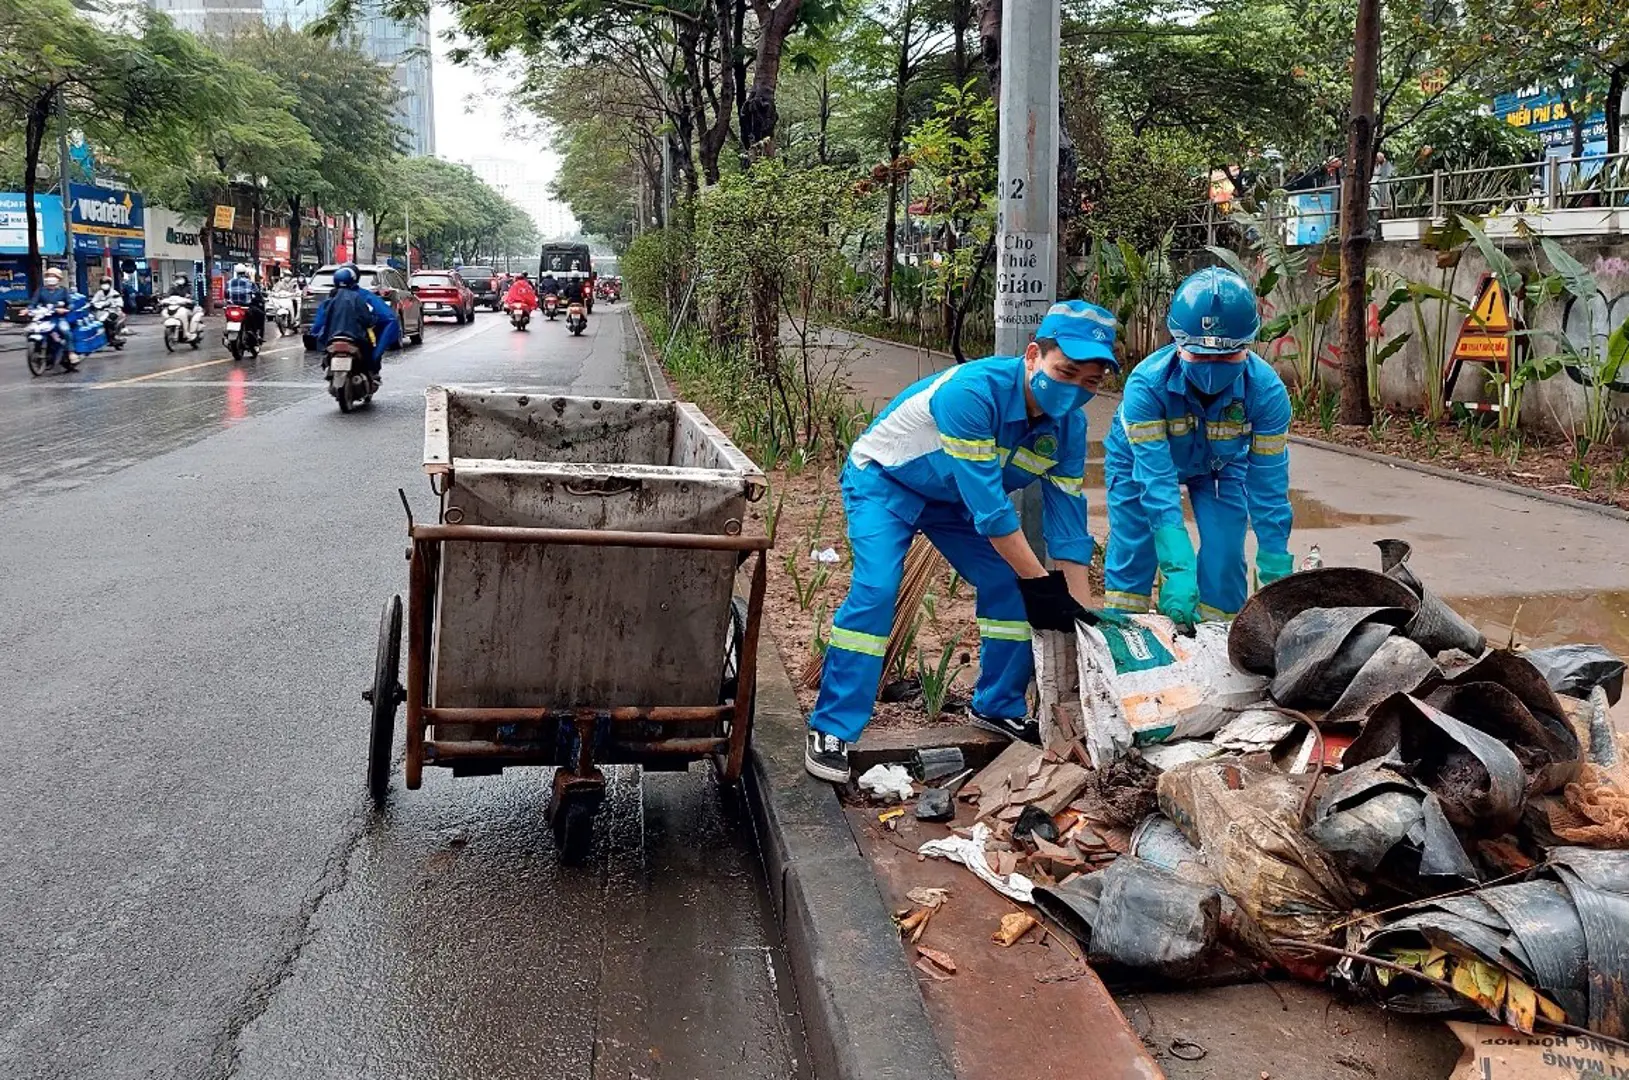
[1336,0,1380,427]
[994,0,1061,555]
[404,205,412,272]
[56,93,75,284]
[661,130,672,231]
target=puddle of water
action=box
[1446,591,1629,659]
[1290,489,1411,529]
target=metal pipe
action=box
[404,540,430,789]
[423,737,728,760]
[424,705,732,726]
[411,523,771,551]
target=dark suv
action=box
[462,265,500,310]
[300,264,426,350]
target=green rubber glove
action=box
[1256,549,1296,586]
[1152,525,1199,626]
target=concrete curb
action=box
[745,640,954,1080]
[1288,433,1629,523]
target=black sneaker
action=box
[968,708,1041,745]
[804,728,851,783]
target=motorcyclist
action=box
[538,272,560,297]
[92,277,123,340]
[224,263,266,346]
[503,271,538,314]
[310,264,398,381]
[28,267,77,365]
[165,274,205,340]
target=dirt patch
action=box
[1293,414,1629,511]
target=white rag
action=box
[917,823,1035,904]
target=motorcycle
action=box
[25,304,78,376]
[323,336,378,413]
[542,293,559,321]
[162,294,205,352]
[508,303,531,331]
[267,292,298,336]
[93,296,128,351]
[223,304,262,362]
[565,298,587,337]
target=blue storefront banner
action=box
[1288,190,1338,246]
[68,182,145,258]
[0,193,67,256]
[1493,87,1607,159]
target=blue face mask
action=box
[1183,359,1244,396]
[1029,368,1093,418]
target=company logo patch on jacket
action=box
[1034,433,1058,459]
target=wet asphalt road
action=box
[0,308,808,1079]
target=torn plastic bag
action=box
[1157,759,1356,947]
[1344,693,1527,834]
[1524,644,1626,707]
[1269,606,1411,709]
[1550,847,1629,1039]
[1424,650,1583,796]
[1376,538,1487,658]
[1211,707,1303,753]
[1324,636,1441,724]
[1130,813,1213,881]
[1229,567,1419,676]
[1033,857,1223,979]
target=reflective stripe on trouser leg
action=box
[1191,473,1249,619]
[808,476,918,743]
[918,505,1032,721]
[1103,468,1157,610]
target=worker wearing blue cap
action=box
[1102,267,1295,627]
[805,300,1120,783]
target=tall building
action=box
[147,0,436,157]
[469,156,578,239]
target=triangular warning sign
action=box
[1469,276,1511,332]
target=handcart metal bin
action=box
[364,387,771,861]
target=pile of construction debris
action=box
[866,539,1629,1044]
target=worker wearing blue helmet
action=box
[1102,267,1295,625]
[805,301,1121,783]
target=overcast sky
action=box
[429,6,560,182]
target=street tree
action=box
[0,2,221,289]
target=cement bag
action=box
[1075,615,1268,768]
[1157,759,1357,950]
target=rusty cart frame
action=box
[365,389,771,862]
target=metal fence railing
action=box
[1173,150,1629,249]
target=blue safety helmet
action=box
[333,265,358,288]
[1036,300,1120,370]
[1167,267,1260,354]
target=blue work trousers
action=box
[1103,471,1249,621]
[808,466,1033,743]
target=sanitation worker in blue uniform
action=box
[805,301,1120,782]
[1102,267,1295,625]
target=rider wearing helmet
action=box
[310,264,398,379]
[224,262,266,344]
[28,267,77,365]
[1101,266,1293,627]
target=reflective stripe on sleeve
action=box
[940,434,999,462]
[1251,432,1288,456]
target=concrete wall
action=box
[1242,230,1629,439]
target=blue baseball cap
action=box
[1036,300,1119,369]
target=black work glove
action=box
[1017,571,1089,633]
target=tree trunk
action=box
[817,71,830,165]
[698,0,736,184]
[880,0,914,320]
[952,0,970,87]
[200,206,216,314]
[741,0,807,150]
[978,0,1001,103]
[1607,66,1625,156]
[1336,0,1379,427]
[23,92,51,294]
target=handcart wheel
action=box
[713,595,753,788]
[552,800,596,864]
[363,595,404,806]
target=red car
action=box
[411,270,477,324]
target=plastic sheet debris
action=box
[857,763,915,802]
[1525,644,1626,707]
[1377,538,1487,657]
[1269,605,1413,708]
[1306,758,1478,886]
[1324,636,1441,724]
[1033,857,1224,979]
[914,787,955,821]
[918,823,1035,904]
[1421,652,1583,797]
[912,746,965,782]
[1129,814,1213,881]
[1157,759,1355,948]
[1352,848,1629,1038]
[1138,740,1227,771]
[1345,693,1527,834]
[1076,614,1267,767]
[1229,567,1419,675]
[1211,708,1303,754]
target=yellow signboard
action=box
[1454,335,1511,359]
[1451,275,1515,363]
[212,205,236,230]
[1469,277,1512,332]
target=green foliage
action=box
[1517,238,1629,448]
[623,228,695,334]
[1396,92,1544,172]
[916,630,969,719]
[1079,232,1177,367]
